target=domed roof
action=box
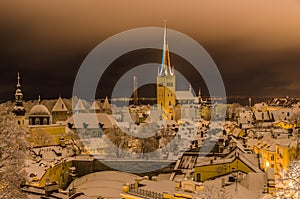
[29,104,50,116]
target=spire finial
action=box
[159,19,173,76]
[17,72,21,88]
[38,95,41,104]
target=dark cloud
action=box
[1,0,300,100]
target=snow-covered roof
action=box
[29,104,50,116]
[69,171,139,198]
[175,91,195,100]
[240,172,266,192]
[254,111,270,121]
[66,113,116,129]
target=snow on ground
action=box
[69,171,139,199]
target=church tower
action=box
[12,72,26,126]
[51,97,68,123]
[157,22,176,120]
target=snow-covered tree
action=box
[277,160,300,199]
[199,185,233,199]
[104,126,130,158]
[0,104,28,198]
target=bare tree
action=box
[0,104,28,198]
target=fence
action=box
[127,183,164,199]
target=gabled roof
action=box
[52,97,68,112]
[74,99,85,111]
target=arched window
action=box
[35,118,40,125]
[43,118,48,125]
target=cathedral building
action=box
[156,23,200,121]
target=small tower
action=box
[74,99,86,114]
[102,97,112,114]
[156,21,176,120]
[12,72,26,126]
[51,97,68,123]
[198,88,202,104]
[90,100,101,113]
[28,96,50,125]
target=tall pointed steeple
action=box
[159,20,173,76]
[156,20,176,120]
[12,72,26,116]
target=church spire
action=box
[12,72,25,116]
[159,20,173,76]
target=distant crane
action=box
[133,76,138,105]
